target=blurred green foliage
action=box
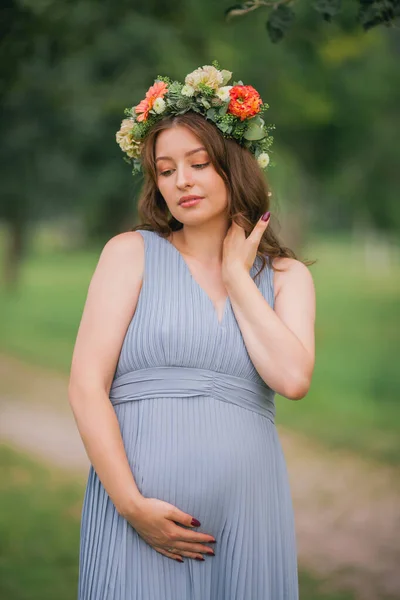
[1,0,400,245]
[226,0,400,42]
[0,232,399,464]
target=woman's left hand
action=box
[222,212,271,284]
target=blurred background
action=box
[1,1,399,599]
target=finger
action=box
[260,211,271,224]
[247,211,271,245]
[171,526,216,544]
[159,545,209,561]
[230,220,246,237]
[169,508,203,530]
[155,545,207,562]
[173,541,216,555]
[176,549,207,560]
[230,220,242,229]
[153,546,184,563]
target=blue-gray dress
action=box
[78,229,298,599]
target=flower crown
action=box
[116,60,275,176]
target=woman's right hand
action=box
[126,496,216,562]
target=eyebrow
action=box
[155,147,207,162]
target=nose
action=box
[175,164,194,190]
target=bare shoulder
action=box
[99,230,144,277]
[271,256,315,301]
[68,231,145,394]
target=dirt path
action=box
[1,354,399,600]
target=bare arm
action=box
[68,231,216,561]
[225,257,316,400]
[68,231,145,517]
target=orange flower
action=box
[135,81,168,122]
[228,85,262,121]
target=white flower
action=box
[185,65,224,91]
[181,84,195,97]
[153,97,166,114]
[257,152,270,169]
[216,86,232,102]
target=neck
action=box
[173,220,230,265]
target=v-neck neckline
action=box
[159,233,230,327]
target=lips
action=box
[179,195,204,205]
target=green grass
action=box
[0,247,100,372]
[0,445,355,600]
[276,235,400,463]
[0,231,399,463]
[0,446,84,600]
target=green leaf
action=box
[206,108,218,121]
[243,120,266,141]
[217,122,233,134]
[266,4,295,43]
[313,0,341,22]
[198,97,211,109]
[250,115,264,128]
[358,0,397,30]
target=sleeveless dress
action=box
[78,229,299,600]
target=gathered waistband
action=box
[109,366,275,423]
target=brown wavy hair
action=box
[131,111,312,279]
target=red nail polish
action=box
[195,557,205,561]
[191,518,201,526]
[176,557,184,563]
[261,211,270,222]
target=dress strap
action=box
[136,228,274,311]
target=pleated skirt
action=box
[78,394,299,600]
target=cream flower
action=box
[153,97,166,114]
[116,119,141,159]
[216,86,232,102]
[185,65,224,91]
[220,69,233,85]
[257,152,270,169]
[181,84,195,97]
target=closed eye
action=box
[193,162,210,169]
[159,162,210,177]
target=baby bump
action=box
[114,395,280,529]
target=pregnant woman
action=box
[68,62,316,599]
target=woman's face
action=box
[154,125,229,226]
